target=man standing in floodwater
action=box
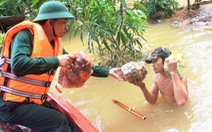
[0,1,124,131]
[131,47,188,106]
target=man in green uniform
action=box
[0,1,123,131]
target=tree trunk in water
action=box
[187,0,190,10]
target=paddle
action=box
[112,99,146,120]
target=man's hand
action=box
[57,54,74,69]
[130,78,146,89]
[165,57,178,75]
[109,67,125,81]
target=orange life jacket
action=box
[0,21,63,105]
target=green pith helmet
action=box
[33,1,75,22]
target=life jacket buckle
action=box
[0,56,6,77]
[41,94,47,100]
[48,69,55,75]
[0,56,6,66]
[44,82,51,87]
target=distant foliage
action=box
[143,0,179,20]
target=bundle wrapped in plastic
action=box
[58,51,93,88]
[121,61,147,82]
[164,50,187,78]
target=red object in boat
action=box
[47,91,99,132]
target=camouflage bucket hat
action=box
[145,47,171,64]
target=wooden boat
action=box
[0,91,99,132]
[47,90,99,132]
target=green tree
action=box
[67,0,148,68]
[1,0,148,68]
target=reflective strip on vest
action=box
[0,85,47,100]
[0,57,52,87]
[1,71,51,87]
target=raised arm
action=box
[171,73,188,105]
[166,58,188,105]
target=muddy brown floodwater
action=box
[52,1,212,132]
[55,18,212,132]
